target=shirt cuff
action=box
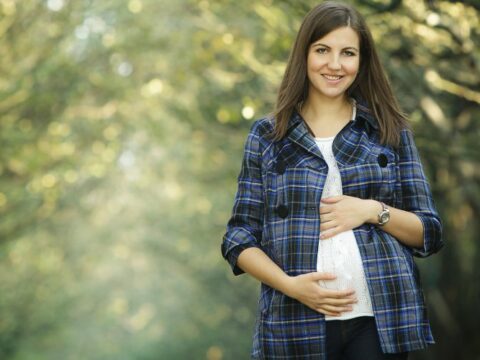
[226,242,260,276]
[410,213,444,257]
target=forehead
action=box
[311,26,359,47]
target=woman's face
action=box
[306,26,360,101]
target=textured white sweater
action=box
[314,105,374,321]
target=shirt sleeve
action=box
[221,120,265,275]
[398,128,444,257]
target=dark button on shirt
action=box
[377,153,388,167]
[276,204,289,218]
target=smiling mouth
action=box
[322,74,343,80]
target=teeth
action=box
[323,75,342,80]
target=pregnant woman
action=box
[221,2,444,359]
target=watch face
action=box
[380,212,390,223]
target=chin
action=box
[319,90,348,99]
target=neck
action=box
[301,92,352,125]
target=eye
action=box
[344,50,357,56]
[315,47,328,54]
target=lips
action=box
[322,74,343,80]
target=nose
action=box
[327,54,341,70]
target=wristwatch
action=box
[377,201,390,226]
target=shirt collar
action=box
[287,96,379,132]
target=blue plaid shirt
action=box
[221,100,444,359]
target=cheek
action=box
[307,54,326,72]
[344,58,360,75]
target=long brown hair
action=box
[270,1,409,147]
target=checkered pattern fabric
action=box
[221,100,444,359]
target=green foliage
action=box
[0,0,478,359]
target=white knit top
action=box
[314,104,374,321]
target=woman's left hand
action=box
[319,195,379,239]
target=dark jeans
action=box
[325,316,409,360]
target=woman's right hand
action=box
[283,272,358,316]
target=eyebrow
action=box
[312,42,359,51]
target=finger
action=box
[321,288,356,298]
[319,221,337,232]
[319,214,334,223]
[321,304,354,313]
[315,305,351,316]
[320,227,341,239]
[319,203,334,213]
[310,272,337,281]
[320,232,330,240]
[322,297,358,306]
[312,305,341,316]
[321,196,343,203]
[316,308,341,317]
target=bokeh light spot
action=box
[206,346,223,360]
[222,33,234,45]
[141,79,164,97]
[241,106,255,119]
[426,12,440,26]
[216,108,230,123]
[47,0,64,12]
[1,0,16,15]
[128,0,143,13]
[118,62,133,77]
[41,174,57,188]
